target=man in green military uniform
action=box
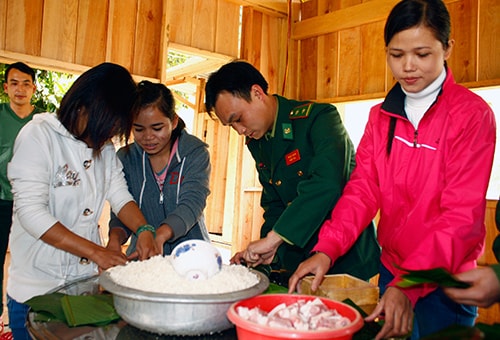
[205,60,380,283]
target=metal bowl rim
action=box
[99,268,269,303]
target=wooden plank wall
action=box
[0,0,165,78]
[291,0,500,103]
[166,0,242,244]
[0,0,242,79]
[0,0,245,246]
[229,6,290,252]
[476,200,500,324]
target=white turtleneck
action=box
[403,67,446,129]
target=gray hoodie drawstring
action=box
[139,150,147,209]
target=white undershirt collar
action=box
[402,68,446,128]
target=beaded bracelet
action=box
[136,224,156,238]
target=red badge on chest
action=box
[285,149,301,166]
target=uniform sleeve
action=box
[313,106,381,261]
[163,142,211,241]
[272,105,356,248]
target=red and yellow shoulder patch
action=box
[289,103,312,119]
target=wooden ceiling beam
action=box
[292,0,460,40]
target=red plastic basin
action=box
[227,294,364,340]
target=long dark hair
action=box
[57,62,137,154]
[136,80,185,142]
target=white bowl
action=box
[171,240,222,280]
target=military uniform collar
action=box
[264,95,280,140]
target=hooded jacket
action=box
[314,69,496,306]
[109,129,211,255]
[7,113,134,302]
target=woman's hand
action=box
[131,231,161,260]
[153,224,174,255]
[365,287,413,340]
[287,252,331,294]
[93,247,128,270]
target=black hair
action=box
[57,62,137,155]
[4,62,36,83]
[136,80,185,142]
[384,0,450,156]
[205,60,268,116]
[384,0,451,48]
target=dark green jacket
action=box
[247,95,380,280]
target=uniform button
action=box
[275,180,282,186]
[297,170,303,176]
[83,208,93,216]
[287,201,292,206]
[269,179,273,184]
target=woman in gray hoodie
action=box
[108,81,211,257]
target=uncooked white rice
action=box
[106,255,260,294]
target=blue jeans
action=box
[7,295,32,340]
[379,265,477,339]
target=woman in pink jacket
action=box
[289,0,496,339]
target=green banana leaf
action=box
[263,282,289,294]
[343,298,383,340]
[25,292,67,322]
[26,292,120,327]
[395,266,471,288]
[61,294,120,327]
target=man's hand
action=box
[230,231,283,267]
[444,266,500,308]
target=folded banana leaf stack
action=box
[25,292,120,327]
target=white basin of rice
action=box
[106,255,260,295]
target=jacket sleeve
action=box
[8,122,59,238]
[272,105,356,248]
[107,148,133,241]
[392,102,496,305]
[163,142,211,242]
[105,148,135,218]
